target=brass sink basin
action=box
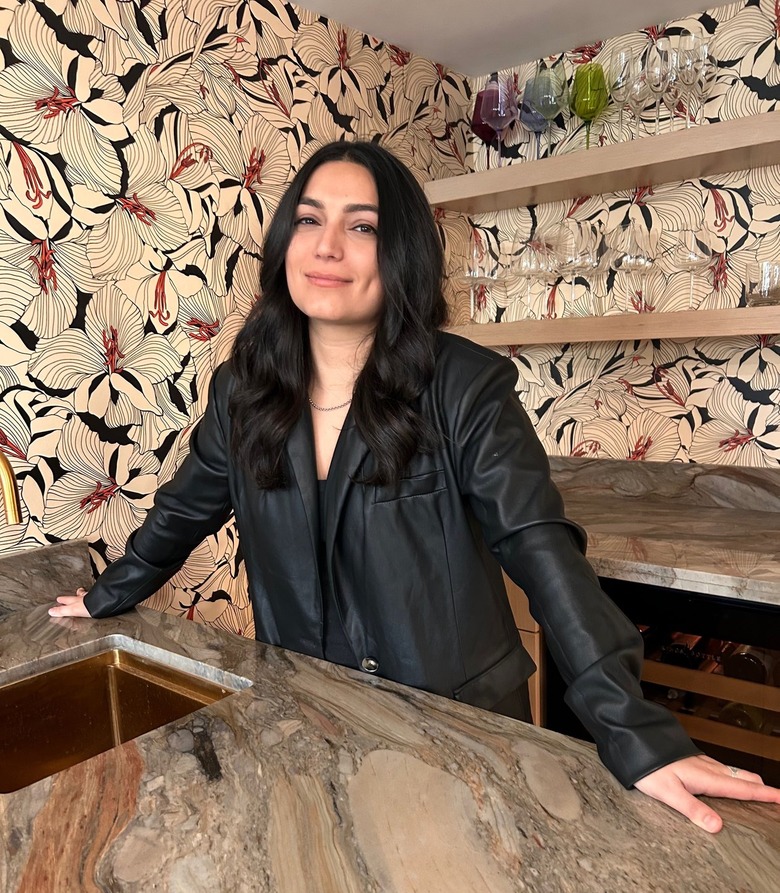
[0,638,251,793]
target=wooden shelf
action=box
[444,306,780,346]
[642,662,780,714]
[425,112,780,213]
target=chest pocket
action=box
[373,468,446,504]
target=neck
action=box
[308,321,374,401]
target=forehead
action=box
[300,161,378,207]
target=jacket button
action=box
[361,656,379,673]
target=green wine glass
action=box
[570,62,609,149]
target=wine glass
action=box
[608,48,634,139]
[625,62,649,139]
[608,221,655,311]
[479,74,519,167]
[677,32,702,129]
[662,49,682,132]
[645,38,673,135]
[570,62,609,149]
[524,64,567,157]
[668,229,712,309]
[553,220,601,307]
[519,78,548,160]
[510,231,554,316]
[694,53,717,125]
[464,228,501,318]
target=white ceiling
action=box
[298,1,715,75]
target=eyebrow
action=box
[298,196,379,214]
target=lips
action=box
[305,272,351,287]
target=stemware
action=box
[524,64,568,157]
[668,229,712,309]
[625,62,649,139]
[510,231,554,316]
[519,77,548,160]
[479,74,519,167]
[570,62,609,149]
[608,222,655,311]
[645,38,673,135]
[552,220,601,306]
[745,261,780,306]
[661,49,682,132]
[608,48,634,139]
[464,228,501,319]
[694,53,718,125]
[677,32,702,129]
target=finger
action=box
[638,778,723,833]
[696,774,780,803]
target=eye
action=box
[294,215,318,226]
[353,223,377,235]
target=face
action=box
[285,161,383,332]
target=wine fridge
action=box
[543,577,780,786]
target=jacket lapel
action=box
[323,411,369,556]
[285,410,319,560]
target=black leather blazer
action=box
[85,332,697,786]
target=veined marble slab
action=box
[0,604,777,893]
[0,539,92,618]
[547,458,780,606]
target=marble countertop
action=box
[549,459,780,606]
[1,548,779,892]
[562,494,780,607]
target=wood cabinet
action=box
[426,112,780,345]
[503,573,545,726]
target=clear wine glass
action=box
[463,228,501,319]
[608,48,634,139]
[570,62,609,149]
[511,231,554,316]
[668,228,712,309]
[553,220,601,306]
[626,62,649,139]
[662,48,682,132]
[677,32,702,129]
[479,73,519,167]
[645,38,673,135]
[608,221,655,311]
[694,53,718,125]
[524,64,567,157]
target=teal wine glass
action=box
[570,62,609,149]
[524,65,567,157]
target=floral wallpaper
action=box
[1,0,778,637]
[0,0,471,633]
[458,0,780,467]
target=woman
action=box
[51,141,779,831]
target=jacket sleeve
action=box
[453,357,699,788]
[84,364,234,618]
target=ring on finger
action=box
[728,765,740,778]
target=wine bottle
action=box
[717,701,766,732]
[660,632,704,669]
[722,646,777,685]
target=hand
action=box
[635,754,780,833]
[48,587,91,618]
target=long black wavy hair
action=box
[229,140,448,488]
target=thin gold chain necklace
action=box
[308,396,352,412]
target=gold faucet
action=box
[0,451,22,525]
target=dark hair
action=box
[229,140,448,488]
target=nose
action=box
[314,223,344,260]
